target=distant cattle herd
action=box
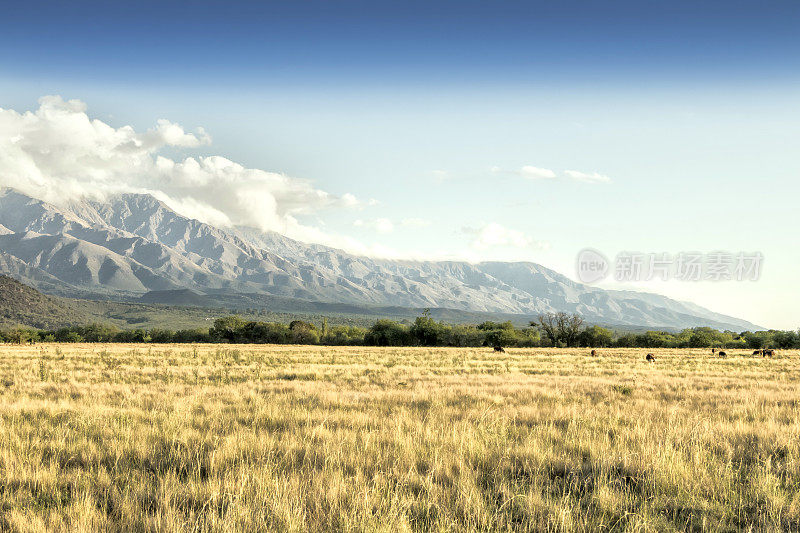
[489,346,782,362]
[635,347,779,361]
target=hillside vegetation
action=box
[0,275,89,329]
[0,344,797,531]
[0,276,391,331]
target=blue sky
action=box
[1,0,799,328]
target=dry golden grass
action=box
[0,344,798,532]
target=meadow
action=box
[0,344,798,532]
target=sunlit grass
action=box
[0,344,798,531]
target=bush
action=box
[578,326,613,347]
[409,310,443,346]
[149,329,175,343]
[484,328,517,348]
[114,329,151,343]
[290,325,319,345]
[210,316,248,343]
[4,315,798,350]
[172,329,212,343]
[322,326,367,345]
[242,322,291,344]
[364,320,411,346]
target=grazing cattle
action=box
[590,349,597,357]
[718,350,727,357]
[763,349,775,357]
[712,348,716,354]
[646,353,655,362]
[753,350,762,355]
[493,345,505,353]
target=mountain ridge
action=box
[0,187,763,331]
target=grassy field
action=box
[0,344,798,532]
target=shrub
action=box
[364,320,411,346]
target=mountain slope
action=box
[0,275,91,329]
[0,188,762,330]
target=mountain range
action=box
[0,187,761,331]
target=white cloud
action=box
[492,165,556,180]
[564,170,612,183]
[340,193,359,207]
[354,217,394,233]
[355,217,430,232]
[462,222,549,251]
[520,165,557,179]
[0,96,361,244]
[493,165,611,184]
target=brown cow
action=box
[763,349,775,357]
[590,349,597,357]
[646,353,656,362]
[493,345,505,353]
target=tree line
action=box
[1,311,798,349]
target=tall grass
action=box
[0,344,798,531]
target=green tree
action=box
[149,329,175,343]
[364,320,410,346]
[477,321,514,331]
[635,331,677,348]
[211,316,248,342]
[615,334,638,348]
[484,328,517,348]
[578,326,613,347]
[685,327,728,348]
[534,312,584,347]
[772,330,797,349]
[80,323,120,342]
[114,329,151,343]
[5,327,35,345]
[410,309,444,346]
[289,322,320,344]
[289,320,318,332]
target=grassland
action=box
[0,345,798,532]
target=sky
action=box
[1,0,799,329]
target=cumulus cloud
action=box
[462,222,549,251]
[564,170,612,183]
[0,96,360,243]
